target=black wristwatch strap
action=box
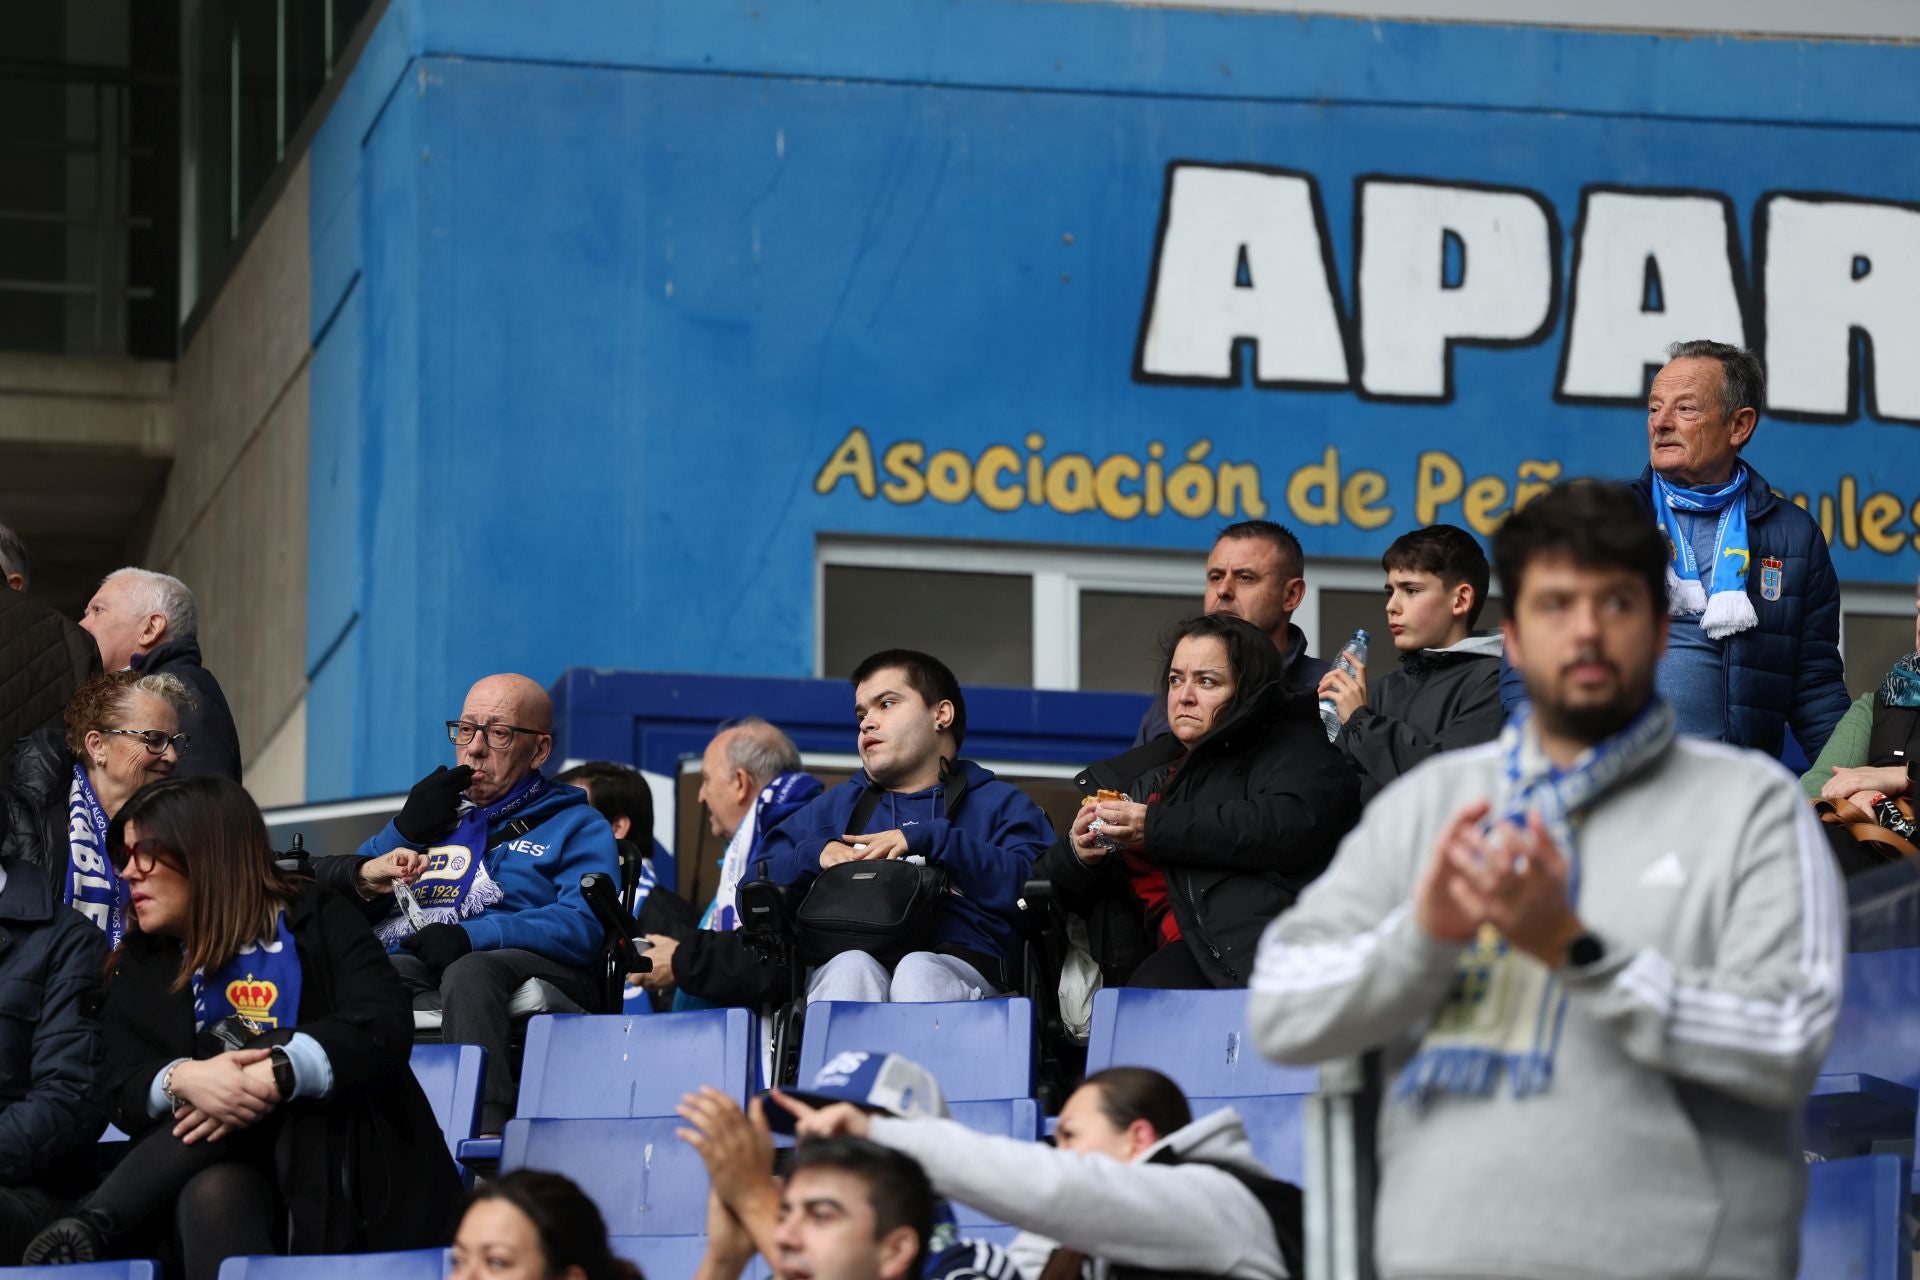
[1565,931,1605,969]
[269,1046,295,1097]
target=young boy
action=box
[1318,523,1504,802]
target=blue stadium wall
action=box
[302,0,1920,802]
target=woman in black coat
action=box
[25,775,461,1278]
[1036,613,1360,989]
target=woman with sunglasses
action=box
[2,670,189,944]
[24,774,462,1277]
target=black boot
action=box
[22,1207,116,1265]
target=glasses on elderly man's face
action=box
[446,720,548,750]
[105,728,191,755]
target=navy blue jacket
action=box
[760,760,1054,975]
[1501,464,1850,759]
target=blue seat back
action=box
[1206,1094,1308,1185]
[215,1250,445,1279]
[1084,988,1316,1097]
[502,1117,709,1236]
[518,1009,757,1117]
[409,1043,485,1156]
[1797,1154,1911,1280]
[1822,949,1920,1091]
[9,1265,161,1280]
[795,1000,1034,1100]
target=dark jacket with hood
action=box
[0,589,98,808]
[103,881,461,1253]
[1135,622,1330,746]
[1499,465,1850,760]
[760,759,1054,987]
[133,636,242,784]
[1039,639,1361,989]
[1,728,76,898]
[1339,633,1505,804]
[0,856,108,1198]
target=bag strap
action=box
[487,817,537,852]
[845,763,969,835]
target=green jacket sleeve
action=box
[1800,691,1873,799]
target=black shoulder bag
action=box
[794,771,966,968]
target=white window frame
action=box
[815,537,1399,690]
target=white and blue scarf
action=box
[1651,468,1759,640]
[65,766,127,947]
[192,912,303,1033]
[373,773,544,950]
[706,772,823,932]
[1396,699,1675,1103]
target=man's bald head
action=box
[456,672,554,805]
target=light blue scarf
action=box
[1650,468,1758,640]
[1396,699,1676,1103]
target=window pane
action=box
[1845,611,1916,701]
[822,566,1032,688]
[1079,591,1195,693]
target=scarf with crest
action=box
[373,772,545,949]
[1396,699,1675,1103]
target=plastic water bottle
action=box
[1319,629,1370,741]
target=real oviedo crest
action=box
[1760,557,1784,602]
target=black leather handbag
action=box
[793,775,965,967]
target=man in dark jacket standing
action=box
[0,853,108,1261]
[1500,340,1850,761]
[1320,524,1505,803]
[76,568,241,783]
[763,649,1054,1002]
[0,524,99,804]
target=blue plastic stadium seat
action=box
[1083,989,1316,1097]
[1796,1155,1911,1280]
[459,1008,758,1166]
[214,1250,446,1279]
[795,1000,1035,1101]
[410,1043,485,1178]
[2,1264,161,1280]
[1810,948,1920,1180]
[503,1117,710,1236]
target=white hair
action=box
[105,567,198,640]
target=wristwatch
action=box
[268,1046,295,1097]
[1565,931,1605,970]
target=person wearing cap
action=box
[677,1054,1020,1280]
[772,1055,1297,1280]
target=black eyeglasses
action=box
[446,720,549,750]
[106,728,191,755]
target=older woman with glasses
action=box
[2,670,190,943]
[24,774,461,1277]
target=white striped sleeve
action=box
[1571,772,1845,1111]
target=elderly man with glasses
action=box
[317,673,618,1135]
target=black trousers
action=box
[86,1119,279,1280]
[390,948,597,1132]
[1126,939,1214,990]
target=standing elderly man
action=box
[1138,520,1331,744]
[76,567,241,782]
[1252,481,1844,1280]
[322,673,618,1134]
[633,717,821,1007]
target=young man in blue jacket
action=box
[763,649,1054,1002]
[325,672,618,1133]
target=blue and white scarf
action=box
[1651,468,1759,640]
[1396,699,1675,1103]
[373,773,544,950]
[192,912,303,1034]
[65,766,127,947]
[1881,654,1920,709]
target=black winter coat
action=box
[0,589,98,808]
[135,637,242,784]
[103,882,460,1253]
[1039,683,1361,988]
[1339,639,1504,805]
[1,728,73,894]
[0,860,107,1195]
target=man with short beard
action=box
[1248,481,1844,1280]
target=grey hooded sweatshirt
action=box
[868,1107,1288,1279]
[1249,734,1844,1280]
